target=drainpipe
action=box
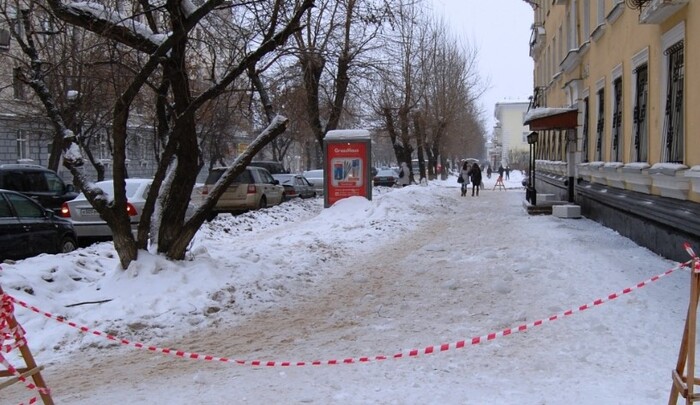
[566,128,576,203]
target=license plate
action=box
[80,208,98,216]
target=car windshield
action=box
[206,168,253,184]
[376,169,397,176]
[273,174,295,184]
[79,181,147,200]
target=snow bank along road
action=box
[6,184,689,404]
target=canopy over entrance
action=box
[523,107,578,130]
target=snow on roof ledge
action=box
[325,129,370,139]
[523,107,578,124]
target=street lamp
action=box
[526,131,539,206]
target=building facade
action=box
[493,101,531,170]
[525,0,699,261]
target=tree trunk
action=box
[165,116,289,260]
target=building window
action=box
[582,97,589,163]
[583,0,591,39]
[597,0,605,25]
[595,88,604,161]
[16,130,29,160]
[0,28,9,50]
[611,77,622,162]
[558,25,563,62]
[633,64,648,162]
[13,67,26,100]
[662,41,684,163]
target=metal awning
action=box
[523,107,578,131]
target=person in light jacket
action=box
[459,161,471,196]
[397,162,410,187]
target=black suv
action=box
[0,164,78,212]
[0,189,77,261]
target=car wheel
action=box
[259,196,267,209]
[206,212,218,222]
[61,236,78,253]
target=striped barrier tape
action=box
[1,291,49,405]
[684,242,699,273]
[5,257,693,367]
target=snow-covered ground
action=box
[1,170,695,404]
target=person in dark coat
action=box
[497,165,504,179]
[470,162,482,197]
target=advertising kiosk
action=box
[323,129,372,208]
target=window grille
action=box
[611,77,623,162]
[661,41,684,163]
[633,63,648,162]
[596,89,604,161]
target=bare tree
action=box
[0,0,120,175]
[372,1,425,180]
[293,0,396,168]
[43,0,314,268]
[370,5,486,182]
[418,15,484,180]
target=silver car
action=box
[302,169,324,196]
[193,166,285,219]
[59,178,152,240]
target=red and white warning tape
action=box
[1,292,50,404]
[4,258,692,367]
[685,242,699,273]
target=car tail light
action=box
[126,202,138,216]
[59,202,71,218]
[247,184,256,194]
[201,185,209,195]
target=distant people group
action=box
[497,164,511,180]
[458,161,482,197]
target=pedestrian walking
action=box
[505,166,511,180]
[397,162,410,187]
[470,162,482,197]
[459,161,470,197]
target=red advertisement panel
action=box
[325,141,368,206]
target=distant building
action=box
[523,0,699,261]
[493,101,530,170]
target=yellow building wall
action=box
[536,0,698,169]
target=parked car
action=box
[302,169,324,196]
[272,173,317,201]
[0,164,78,213]
[373,168,399,187]
[59,179,154,241]
[195,166,284,218]
[0,189,77,261]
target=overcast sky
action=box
[430,0,534,133]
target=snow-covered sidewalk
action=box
[2,174,693,404]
